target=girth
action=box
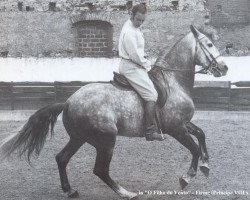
[111,67,168,108]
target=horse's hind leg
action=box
[92,134,137,200]
[170,126,200,189]
[186,122,209,177]
[55,138,85,198]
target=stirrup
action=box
[145,132,165,141]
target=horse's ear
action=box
[190,25,199,38]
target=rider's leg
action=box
[119,60,164,141]
[144,101,165,141]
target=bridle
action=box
[154,35,221,75]
[194,36,221,74]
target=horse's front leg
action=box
[186,122,210,177]
[169,126,200,189]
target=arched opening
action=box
[73,20,113,57]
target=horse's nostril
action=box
[224,65,228,71]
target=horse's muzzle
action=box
[219,61,228,76]
[213,61,228,77]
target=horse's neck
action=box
[164,33,196,94]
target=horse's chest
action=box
[162,88,194,128]
[170,89,193,108]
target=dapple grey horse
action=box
[0,26,228,200]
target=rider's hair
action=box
[131,4,147,16]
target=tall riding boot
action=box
[145,101,165,141]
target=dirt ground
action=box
[0,112,249,200]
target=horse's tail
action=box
[0,103,66,163]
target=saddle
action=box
[112,66,168,108]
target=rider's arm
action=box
[123,31,151,71]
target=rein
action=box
[154,60,194,73]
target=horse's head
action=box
[190,25,228,77]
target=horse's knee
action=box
[187,123,206,141]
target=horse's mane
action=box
[154,26,214,69]
[154,36,186,68]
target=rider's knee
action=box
[144,94,157,102]
[141,87,158,102]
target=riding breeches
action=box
[119,58,158,102]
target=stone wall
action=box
[208,0,250,27]
[0,0,249,58]
[207,0,250,56]
[0,0,205,12]
[0,12,74,57]
[214,25,250,56]
[0,10,206,58]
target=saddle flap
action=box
[148,67,168,108]
[113,72,131,87]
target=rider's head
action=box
[130,4,147,28]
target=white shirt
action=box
[118,19,151,71]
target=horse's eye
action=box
[208,43,213,47]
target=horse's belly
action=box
[116,105,145,137]
[114,91,145,137]
[66,83,145,137]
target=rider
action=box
[118,4,164,141]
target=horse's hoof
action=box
[127,192,138,200]
[200,163,210,177]
[129,196,139,200]
[68,189,79,198]
[179,177,189,190]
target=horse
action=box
[0,25,228,200]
